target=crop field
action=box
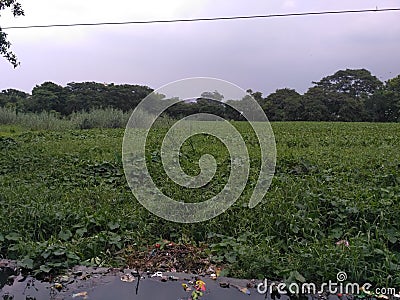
[0,122,399,286]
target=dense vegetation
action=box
[1,68,400,122]
[0,122,399,287]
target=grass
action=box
[0,107,169,130]
[0,121,399,287]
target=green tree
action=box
[365,90,399,122]
[263,88,302,121]
[335,95,367,121]
[195,99,226,119]
[0,0,24,67]
[28,82,66,113]
[104,84,153,112]
[0,88,28,111]
[64,82,108,113]
[365,75,400,122]
[246,89,264,105]
[200,90,224,101]
[165,101,197,119]
[64,82,153,114]
[313,69,383,98]
[386,74,400,93]
[300,87,330,121]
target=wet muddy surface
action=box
[0,260,346,300]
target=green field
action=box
[0,122,399,286]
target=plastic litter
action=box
[195,280,206,291]
[72,291,88,299]
[238,287,251,295]
[336,240,350,247]
[232,284,251,295]
[151,271,163,278]
[120,274,136,282]
[210,273,217,280]
[182,283,192,291]
[191,290,203,300]
[53,282,63,291]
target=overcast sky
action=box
[1,0,400,96]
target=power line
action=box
[2,7,400,30]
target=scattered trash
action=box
[191,290,203,300]
[182,283,192,291]
[195,280,206,291]
[246,279,256,288]
[59,275,69,282]
[72,291,88,299]
[53,282,63,291]
[336,240,350,247]
[231,284,251,295]
[169,275,179,281]
[238,287,251,295]
[207,266,215,273]
[120,274,135,282]
[123,242,211,275]
[210,273,217,280]
[151,271,163,278]
[166,242,175,248]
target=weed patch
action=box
[0,122,399,286]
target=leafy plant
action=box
[0,122,399,286]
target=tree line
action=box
[1,68,399,122]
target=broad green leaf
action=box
[58,229,72,241]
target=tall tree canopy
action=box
[365,75,400,122]
[0,0,24,67]
[312,69,383,98]
[0,69,399,122]
[263,88,302,121]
